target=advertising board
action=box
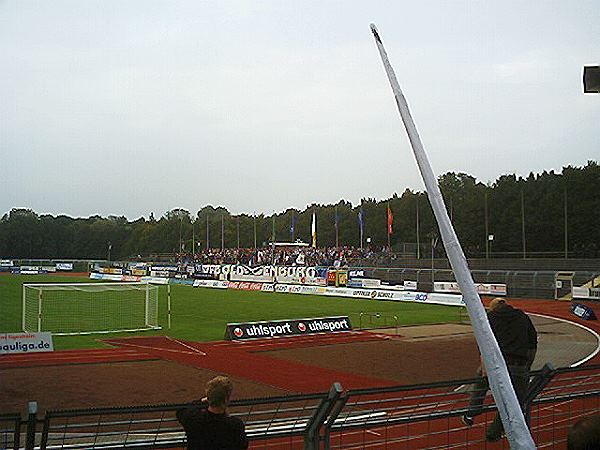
[0,332,54,355]
[434,282,507,296]
[571,303,597,320]
[193,279,229,289]
[347,278,381,288]
[225,316,352,340]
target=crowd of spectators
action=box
[174,245,391,267]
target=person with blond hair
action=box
[461,298,538,442]
[177,376,248,450]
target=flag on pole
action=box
[311,211,317,248]
[387,205,393,235]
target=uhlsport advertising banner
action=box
[225,316,352,340]
[0,332,54,355]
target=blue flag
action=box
[290,213,297,235]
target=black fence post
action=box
[527,363,556,405]
[304,383,343,450]
[25,402,37,450]
[526,363,556,424]
[322,391,348,450]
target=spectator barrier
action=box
[6,363,600,450]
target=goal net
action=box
[22,283,160,335]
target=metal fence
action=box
[4,364,599,450]
[361,267,600,299]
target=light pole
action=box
[179,215,183,253]
[431,235,438,285]
[520,189,526,259]
[415,196,420,259]
[484,191,489,259]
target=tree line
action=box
[1,161,598,260]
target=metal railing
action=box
[0,414,21,450]
[361,267,600,299]
[7,364,600,450]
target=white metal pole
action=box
[370,23,535,449]
[416,197,420,259]
[145,283,149,327]
[22,284,26,331]
[37,289,42,332]
[206,215,209,250]
[564,186,568,259]
[485,191,489,259]
[167,284,172,330]
[253,214,257,249]
[521,189,526,259]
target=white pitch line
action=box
[102,340,200,356]
[166,336,207,356]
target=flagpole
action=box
[370,24,534,449]
[387,203,391,251]
[359,207,364,250]
[335,205,339,248]
[311,210,317,248]
[271,213,275,263]
[416,196,420,258]
[253,213,257,249]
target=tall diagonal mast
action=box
[370,23,535,449]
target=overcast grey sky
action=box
[1,1,598,220]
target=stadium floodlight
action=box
[22,282,160,335]
[583,66,600,93]
[370,24,535,448]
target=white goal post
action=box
[22,282,161,335]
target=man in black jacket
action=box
[177,376,248,450]
[461,298,538,442]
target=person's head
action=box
[488,297,507,312]
[567,415,600,450]
[205,376,234,408]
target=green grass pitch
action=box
[0,274,466,350]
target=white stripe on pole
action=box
[370,24,535,449]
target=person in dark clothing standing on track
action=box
[177,376,248,450]
[461,297,538,442]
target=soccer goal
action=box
[22,283,161,335]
